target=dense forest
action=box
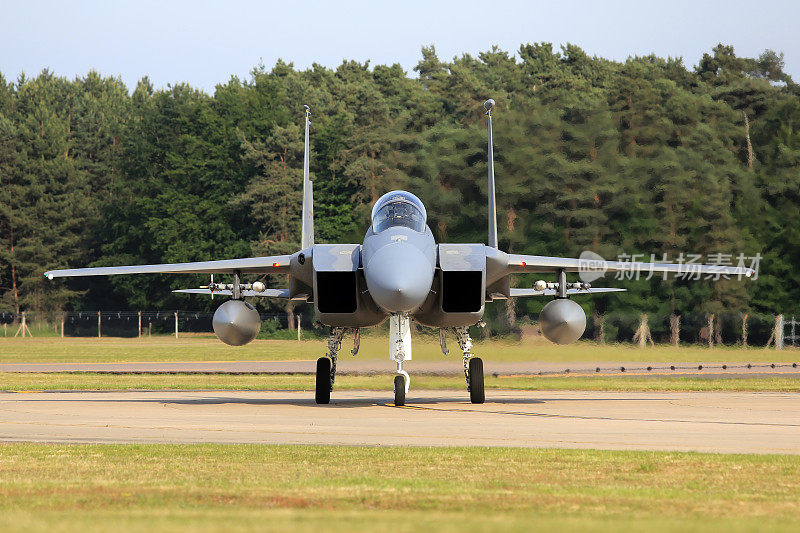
[1,43,798,332]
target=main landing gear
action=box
[451,326,485,404]
[316,321,485,406]
[315,327,348,404]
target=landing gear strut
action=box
[453,326,484,404]
[390,314,411,406]
[315,327,346,404]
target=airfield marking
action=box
[392,402,800,427]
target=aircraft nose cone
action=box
[365,244,433,313]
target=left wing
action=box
[44,255,293,279]
[506,254,754,278]
[173,288,290,298]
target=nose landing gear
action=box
[390,314,411,406]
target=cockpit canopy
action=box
[371,190,427,234]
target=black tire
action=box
[394,375,406,406]
[315,357,331,404]
[469,357,485,404]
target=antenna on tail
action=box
[301,105,314,249]
[484,99,498,249]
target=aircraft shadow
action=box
[6,391,673,407]
[7,393,551,407]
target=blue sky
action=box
[1,0,797,92]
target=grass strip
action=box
[1,372,799,392]
[1,336,797,363]
[0,444,798,532]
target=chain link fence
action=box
[0,311,305,339]
[0,310,797,348]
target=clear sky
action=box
[2,0,797,92]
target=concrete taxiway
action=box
[1,390,798,453]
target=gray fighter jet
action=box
[45,100,754,406]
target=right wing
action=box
[510,287,626,297]
[44,255,293,279]
[506,254,754,278]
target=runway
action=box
[1,389,798,453]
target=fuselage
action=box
[362,191,436,314]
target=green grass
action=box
[1,372,798,392]
[0,336,796,364]
[0,444,798,532]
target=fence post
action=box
[61,314,65,338]
[594,312,605,344]
[742,314,748,347]
[15,312,30,338]
[776,314,784,350]
[138,311,142,338]
[97,311,101,338]
[174,312,179,339]
[633,313,653,348]
[707,314,714,348]
[670,314,680,346]
[297,314,301,341]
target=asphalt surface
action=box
[1,360,798,377]
[1,389,798,453]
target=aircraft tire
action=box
[315,357,331,404]
[394,375,406,406]
[469,357,485,404]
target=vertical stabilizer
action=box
[301,105,314,249]
[484,99,498,249]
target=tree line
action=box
[1,43,798,331]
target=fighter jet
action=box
[45,100,754,406]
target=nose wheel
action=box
[394,375,406,406]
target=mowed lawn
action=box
[0,336,796,364]
[2,372,800,392]
[0,444,798,532]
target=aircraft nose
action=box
[365,244,433,313]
